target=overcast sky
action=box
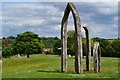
[1,1,118,39]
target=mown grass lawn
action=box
[2,54,119,78]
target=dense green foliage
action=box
[92,37,120,57]
[57,30,120,57]
[2,31,44,58]
[53,40,61,55]
[41,37,59,48]
[67,31,75,56]
[6,36,16,39]
[111,40,120,57]
[2,45,13,58]
[66,30,94,56]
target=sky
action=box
[1,0,119,39]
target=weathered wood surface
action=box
[61,2,83,74]
[98,43,101,72]
[93,42,101,73]
[74,33,77,72]
[81,23,91,71]
[93,42,98,73]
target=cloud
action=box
[22,19,45,26]
[98,7,113,15]
[113,16,118,21]
[2,2,63,37]
[51,17,62,22]
[97,3,117,15]
[3,18,45,27]
[2,2,118,39]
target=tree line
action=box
[53,30,120,57]
[2,31,120,58]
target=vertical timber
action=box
[61,3,83,74]
[81,24,91,71]
[98,43,101,72]
[93,42,101,73]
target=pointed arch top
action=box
[61,2,81,32]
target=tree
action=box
[67,30,75,56]
[82,38,87,57]
[92,37,115,57]
[3,37,6,39]
[14,31,44,58]
[7,36,16,39]
[2,45,13,58]
[111,40,120,57]
[67,30,89,56]
[41,37,60,49]
[2,31,44,58]
[53,40,61,55]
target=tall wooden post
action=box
[61,3,83,74]
[93,42,101,73]
[74,33,77,72]
[61,22,68,72]
[81,24,91,71]
[61,3,70,72]
[93,42,98,73]
[98,44,101,72]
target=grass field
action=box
[2,54,119,78]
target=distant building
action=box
[58,48,61,50]
[5,39,16,47]
[44,48,52,52]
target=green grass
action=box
[2,54,119,78]
[0,60,2,79]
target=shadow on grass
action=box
[37,69,94,74]
[37,70,77,74]
[37,70,62,73]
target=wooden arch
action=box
[93,42,101,73]
[81,23,91,71]
[61,3,83,74]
